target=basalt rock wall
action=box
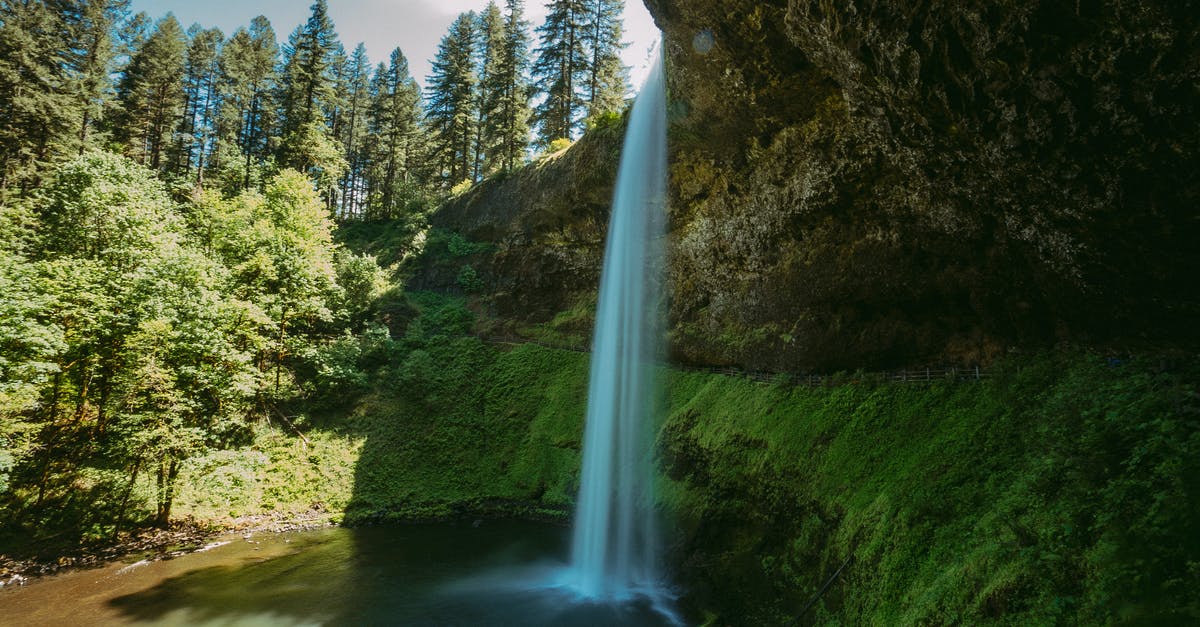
[420,0,1200,371]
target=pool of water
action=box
[1,521,683,626]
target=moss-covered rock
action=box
[172,331,1200,625]
[410,117,627,324]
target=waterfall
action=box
[567,43,668,600]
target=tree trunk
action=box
[113,458,142,537]
[154,456,179,527]
[275,310,288,395]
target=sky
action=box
[127,0,661,93]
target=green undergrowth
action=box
[334,216,429,269]
[172,293,591,527]
[512,292,597,348]
[169,292,1198,624]
[337,336,588,523]
[660,354,1200,625]
[173,426,362,525]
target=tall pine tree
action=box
[277,0,340,170]
[335,43,372,219]
[0,0,80,194]
[472,2,505,180]
[117,10,152,60]
[531,0,588,146]
[582,0,627,117]
[65,0,131,156]
[425,12,479,189]
[114,14,187,172]
[277,0,345,202]
[368,48,422,219]
[217,16,278,192]
[484,0,533,173]
[173,25,223,182]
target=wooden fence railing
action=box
[474,335,990,386]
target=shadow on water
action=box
[105,522,675,626]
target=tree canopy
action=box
[0,0,631,536]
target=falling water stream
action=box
[565,42,668,604]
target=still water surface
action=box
[2,521,678,626]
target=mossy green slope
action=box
[340,338,589,521]
[172,298,1198,624]
[659,355,1199,624]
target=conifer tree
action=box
[425,12,479,189]
[485,0,533,173]
[117,10,152,59]
[322,41,350,212]
[531,0,588,146]
[582,0,627,117]
[217,16,278,192]
[0,0,79,194]
[472,2,506,179]
[173,25,223,182]
[65,0,131,155]
[114,14,187,172]
[336,44,372,219]
[326,41,350,139]
[276,1,345,205]
[368,48,422,219]
[277,0,340,147]
[362,61,387,217]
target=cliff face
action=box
[421,0,1199,370]
[652,0,1199,370]
[412,118,624,324]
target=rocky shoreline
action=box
[0,508,335,589]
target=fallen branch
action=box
[271,406,310,449]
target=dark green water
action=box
[2,522,680,626]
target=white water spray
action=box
[566,43,668,601]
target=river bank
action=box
[0,508,335,588]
